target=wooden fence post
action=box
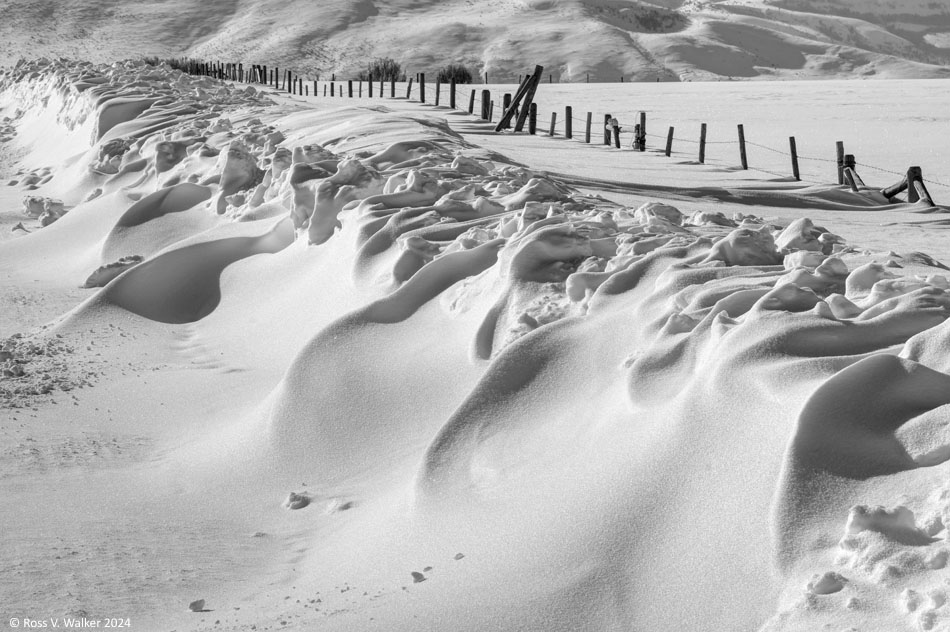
[469,89,476,114]
[406,78,413,99]
[638,112,646,151]
[585,112,592,143]
[699,123,707,164]
[489,100,494,122]
[450,79,456,109]
[738,124,748,170]
[481,90,491,120]
[549,112,557,136]
[529,103,537,134]
[665,126,674,157]
[390,79,395,98]
[603,114,611,145]
[612,119,621,149]
[789,137,800,181]
[565,106,572,139]
[330,82,335,97]
[420,73,426,103]
[348,80,353,97]
[512,66,544,133]
[836,141,845,185]
[435,79,441,106]
[502,94,512,129]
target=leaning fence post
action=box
[469,89,476,114]
[738,124,748,170]
[789,137,800,181]
[549,112,557,136]
[699,123,707,164]
[585,112,592,143]
[836,141,845,185]
[529,103,537,134]
[502,94,512,129]
[565,106,572,139]
[665,126,674,157]
[603,114,611,145]
[406,78,413,99]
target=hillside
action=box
[0,0,949,80]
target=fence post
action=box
[380,77,384,96]
[699,123,707,164]
[435,79,440,106]
[489,100,494,122]
[406,78,413,99]
[502,94,512,129]
[390,79,395,98]
[604,114,611,145]
[348,80,353,97]
[789,137,800,181]
[529,103,537,134]
[330,82,335,97]
[665,126,674,157]
[612,120,621,149]
[469,89,476,114]
[420,73,426,103]
[565,106,572,139]
[585,112,592,143]
[836,141,845,185]
[638,112,646,151]
[450,79,456,109]
[738,124,748,170]
[549,112,557,136]
[481,90,491,120]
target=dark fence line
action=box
[169,57,946,205]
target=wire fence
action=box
[176,59,949,201]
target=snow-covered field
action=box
[1,58,950,632]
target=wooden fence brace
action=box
[612,120,621,149]
[843,168,859,193]
[406,78,413,99]
[738,124,748,169]
[469,89,476,114]
[789,137,800,181]
[836,141,845,185]
[512,66,544,133]
[604,114,611,145]
[665,126,674,157]
[565,106,572,139]
[638,112,646,151]
[881,176,908,199]
[435,80,440,106]
[529,103,537,135]
[699,123,707,164]
[481,90,491,120]
[549,112,557,136]
[495,74,531,131]
[420,73,426,103]
[585,112,592,143]
[450,79,456,109]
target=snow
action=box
[1,51,949,632]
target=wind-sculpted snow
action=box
[2,60,949,632]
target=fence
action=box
[170,57,947,206]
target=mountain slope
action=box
[0,0,948,81]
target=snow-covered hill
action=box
[1,0,949,80]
